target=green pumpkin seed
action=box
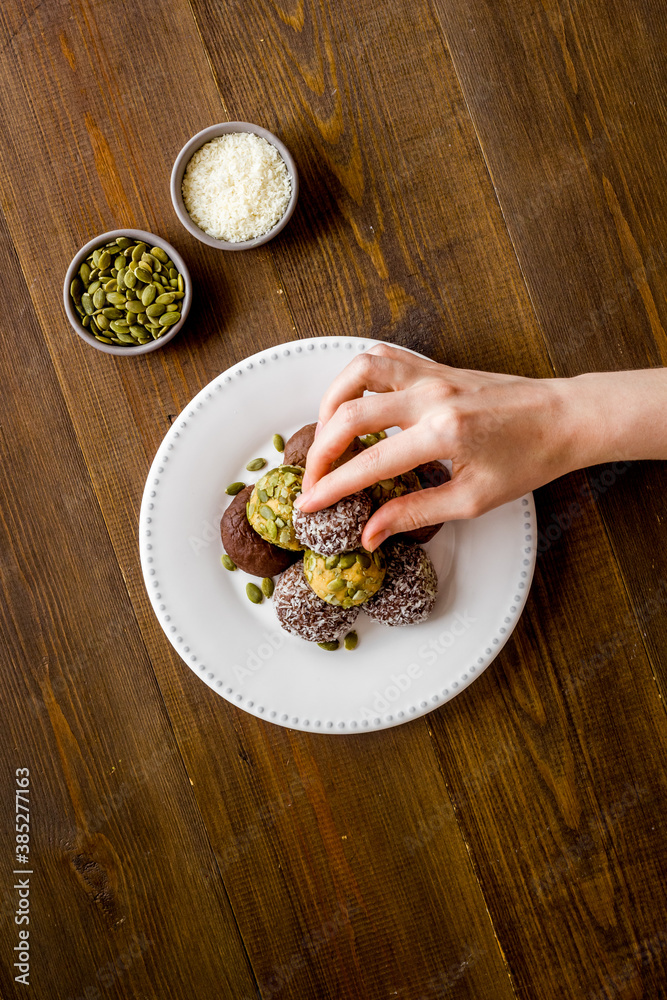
[92,249,102,267]
[246,457,267,472]
[109,320,130,335]
[158,311,180,327]
[260,504,276,521]
[169,267,178,279]
[115,331,135,344]
[221,554,236,571]
[130,325,144,339]
[126,289,137,301]
[327,578,346,592]
[344,631,358,650]
[87,280,101,295]
[146,303,166,318]
[94,335,113,344]
[126,299,146,313]
[151,246,169,263]
[272,433,285,452]
[318,641,339,651]
[275,517,285,528]
[177,273,184,293]
[225,481,246,496]
[141,283,157,306]
[279,528,292,546]
[169,278,178,288]
[106,291,126,306]
[257,489,268,503]
[89,319,101,336]
[92,288,106,310]
[324,555,340,569]
[246,583,263,605]
[137,336,151,344]
[338,553,356,569]
[70,277,83,301]
[102,307,123,320]
[81,293,94,315]
[96,314,110,330]
[131,242,147,261]
[79,262,91,284]
[115,236,132,249]
[261,577,275,598]
[266,520,278,540]
[125,268,138,288]
[88,267,100,281]
[378,478,395,491]
[81,314,91,327]
[97,250,111,270]
[104,278,118,292]
[134,266,152,284]
[352,589,366,601]
[357,552,371,569]
[155,292,176,305]
[117,267,127,286]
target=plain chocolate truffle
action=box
[221,485,298,578]
[284,422,364,470]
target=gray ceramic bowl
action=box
[63,229,192,357]
[170,122,299,250]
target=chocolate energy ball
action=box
[221,486,298,578]
[363,540,438,626]
[283,423,364,470]
[401,461,451,544]
[304,547,386,609]
[293,490,371,556]
[247,465,304,551]
[274,561,359,642]
[368,469,421,509]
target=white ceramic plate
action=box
[139,337,536,733]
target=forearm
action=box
[559,368,667,468]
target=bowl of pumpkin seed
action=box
[63,228,192,355]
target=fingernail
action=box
[367,529,389,551]
[295,489,312,510]
[314,420,322,438]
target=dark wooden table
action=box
[1,1,666,997]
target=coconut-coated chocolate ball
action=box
[293,490,371,556]
[363,540,438,626]
[273,561,359,642]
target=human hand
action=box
[295,344,591,550]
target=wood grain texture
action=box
[0,214,257,998]
[433,0,667,690]
[0,0,517,997]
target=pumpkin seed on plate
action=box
[344,631,358,650]
[246,583,263,604]
[246,457,267,472]
[221,554,236,571]
[318,640,339,651]
[261,577,274,598]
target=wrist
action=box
[557,369,667,467]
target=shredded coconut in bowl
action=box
[181,132,291,243]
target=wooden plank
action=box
[432,0,667,686]
[0,1,517,997]
[430,469,667,998]
[0,213,256,998]
[190,0,667,996]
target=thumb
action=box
[361,479,477,550]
